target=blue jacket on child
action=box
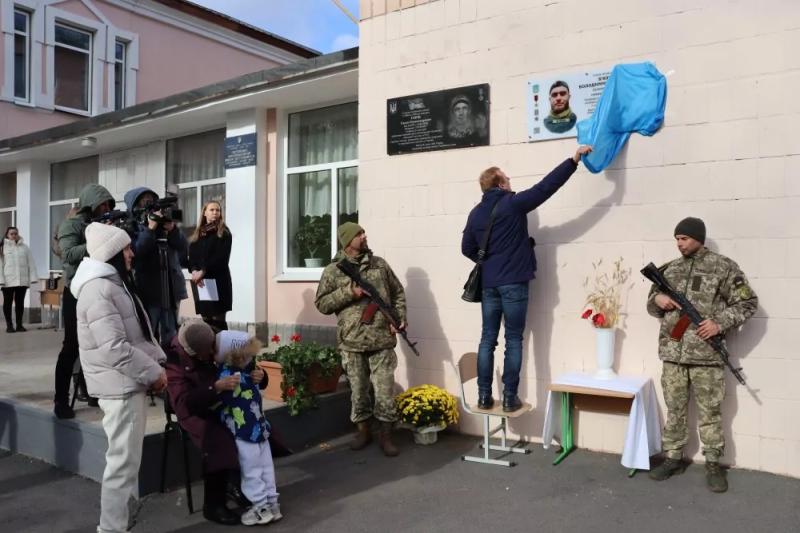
[217,359,270,443]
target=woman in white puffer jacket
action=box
[0,226,39,333]
[72,222,167,533]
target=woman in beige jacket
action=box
[73,223,166,533]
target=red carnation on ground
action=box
[286,386,297,398]
[592,313,606,327]
[581,309,593,319]
[271,334,280,343]
[290,333,301,342]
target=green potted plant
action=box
[294,214,330,267]
[256,333,342,416]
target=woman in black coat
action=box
[188,201,232,330]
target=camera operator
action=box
[54,183,115,419]
[124,187,188,343]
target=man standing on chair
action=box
[462,146,592,413]
[315,222,406,457]
[646,217,758,493]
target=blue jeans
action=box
[146,304,178,344]
[477,282,529,398]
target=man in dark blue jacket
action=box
[462,145,592,411]
[124,187,188,342]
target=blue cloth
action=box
[218,360,270,443]
[462,159,577,288]
[577,62,667,173]
[478,282,529,397]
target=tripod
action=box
[150,230,174,407]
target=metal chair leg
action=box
[180,429,194,514]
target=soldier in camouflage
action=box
[647,217,758,493]
[315,222,407,457]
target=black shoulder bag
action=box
[461,199,501,303]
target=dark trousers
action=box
[54,286,82,405]
[2,286,27,328]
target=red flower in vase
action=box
[592,313,606,327]
[290,333,302,342]
[271,335,280,343]
[581,309,593,319]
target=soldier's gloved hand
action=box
[696,319,721,340]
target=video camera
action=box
[133,192,183,225]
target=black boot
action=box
[6,320,15,333]
[477,393,494,410]
[502,395,523,412]
[203,471,239,525]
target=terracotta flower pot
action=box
[307,363,343,394]
[256,360,283,402]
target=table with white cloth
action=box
[541,373,662,475]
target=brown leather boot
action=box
[350,420,372,451]
[378,421,399,457]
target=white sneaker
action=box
[240,505,274,526]
[268,502,282,521]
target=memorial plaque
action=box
[224,133,257,169]
[387,84,490,155]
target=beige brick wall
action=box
[358,0,800,477]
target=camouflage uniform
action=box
[315,251,406,423]
[647,247,758,461]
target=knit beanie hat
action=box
[177,321,216,357]
[337,222,364,249]
[674,217,706,244]
[85,223,131,262]
[215,330,253,365]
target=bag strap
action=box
[477,198,502,262]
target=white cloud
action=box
[330,33,359,51]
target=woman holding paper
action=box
[189,201,232,331]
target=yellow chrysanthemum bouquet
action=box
[395,384,459,430]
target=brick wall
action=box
[357,0,800,477]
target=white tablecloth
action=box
[541,373,662,470]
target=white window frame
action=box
[276,101,359,282]
[175,176,227,226]
[47,198,76,272]
[0,208,16,226]
[113,39,125,110]
[107,27,138,110]
[1,0,42,107]
[12,7,30,103]
[52,21,93,115]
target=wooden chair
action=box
[456,352,532,467]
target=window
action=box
[114,40,126,111]
[284,102,358,271]
[54,23,92,113]
[0,172,17,231]
[166,129,226,239]
[49,156,98,269]
[13,9,30,101]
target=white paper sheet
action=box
[197,279,219,301]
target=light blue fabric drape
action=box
[577,62,667,173]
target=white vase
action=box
[304,258,323,268]
[412,423,445,445]
[594,327,617,380]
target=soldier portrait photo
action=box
[543,80,578,134]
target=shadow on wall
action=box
[512,152,627,442]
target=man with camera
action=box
[54,183,116,419]
[124,187,188,343]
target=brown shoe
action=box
[378,421,399,457]
[349,420,372,451]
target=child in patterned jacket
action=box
[215,330,281,526]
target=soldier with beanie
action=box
[164,321,261,525]
[315,222,407,457]
[72,223,167,533]
[646,217,758,493]
[54,183,116,419]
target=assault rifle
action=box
[641,262,746,385]
[336,259,420,357]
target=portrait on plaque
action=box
[526,70,611,142]
[387,84,490,155]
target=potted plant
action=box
[294,214,330,268]
[580,257,633,379]
[256,334,343,416]
[394,384,459,445]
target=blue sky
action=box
[190,0,360,54]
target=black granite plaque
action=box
[387,84,490,155]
